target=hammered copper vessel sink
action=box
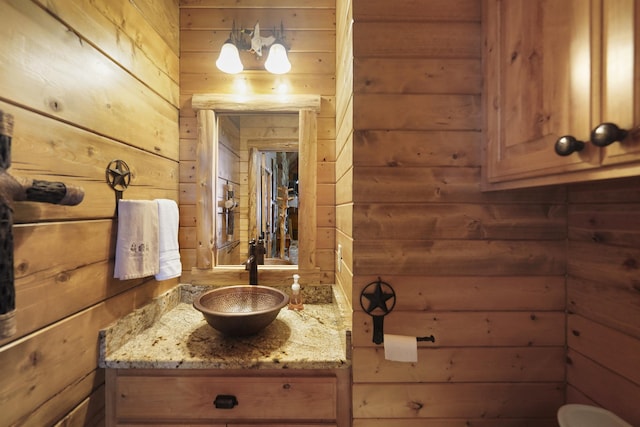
[193,285,289,336]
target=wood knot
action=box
[56,272,70,283]
[29,350,41,366]
[407,400,424,411]
[15,261,28,275]
[47,98,63,112]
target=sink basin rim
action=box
[193,285,289,316]
[193,285,290,336]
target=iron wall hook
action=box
[360,277,396,344]
[359,277,436,345]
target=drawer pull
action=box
[213,394,238,409]
[591,122,628,147]
[554,135,585,156]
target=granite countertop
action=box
[99,284,351,370]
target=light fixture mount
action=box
[215,21,291,75]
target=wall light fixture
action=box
[216,22,291,75]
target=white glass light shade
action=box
[264,42,291,74]
[216,41,243,74]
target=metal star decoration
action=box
[106,159,131,191]
[360,278,396,315]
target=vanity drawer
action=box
[114,374,338,422]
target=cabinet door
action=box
[600,0,640,165]
[484,0,601,186]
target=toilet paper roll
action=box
[383,334,418,362]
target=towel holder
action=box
[105,159,131,215]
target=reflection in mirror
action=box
[191,93,320,278]
[217,113,299,266]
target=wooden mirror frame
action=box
[191,94,321,284]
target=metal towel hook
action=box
[105,159,131,216]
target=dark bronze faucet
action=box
[245,239,266,285]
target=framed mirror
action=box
[191,94,321,282]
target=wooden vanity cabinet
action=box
[105,368,350,427]
[483,0,640,190]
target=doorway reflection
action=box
[217,113,299,266]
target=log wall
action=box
[566,176,640,425]
[335,0,354,308]
[348,1,567,425]
[2,1,638,426]
[178,0,337,283]
[0,0,179,425]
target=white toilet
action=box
[558,404,633,427]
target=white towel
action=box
[114,200,159,280]
[154,199,182,281]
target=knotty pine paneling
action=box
[179,2,337,280]
[353,275,565,312]
[354,22,481,58]
[354,421,558,427]
[352,311,565,347]
[1,280,175,426]
[2,100,175,222]
[353,0,481,22]
[354,94,481,131]
[565,176,640,425]
[335,0,353,308]
[23,370,105,427]
[354,58,482,95]
[350,0,566,425]
[0,0,180,425]
[180,8,335,31]
[31,0,179,104]
[353,130,480,167]
[567,350,640,424]
[353,167,567,203]
[353,347,565,383]
[354,203,566,240]
[354,240,565,276]
[353,382,563,419]
[0,1,178,159]
[568,314,640,385]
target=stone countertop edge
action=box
[99,283,351,370]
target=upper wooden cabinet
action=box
[483,0,640,190]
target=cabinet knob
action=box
[213,394,238,409]
[554,135,585,156]
[591,122,629,147]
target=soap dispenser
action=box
[288,274,304,311]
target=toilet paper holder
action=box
[360,277,435,345]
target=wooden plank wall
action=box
[0,0,180,425]
[179,0,337,283]
[565,176,640,426]
[349,1,568,425]
[336,0,354,308]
